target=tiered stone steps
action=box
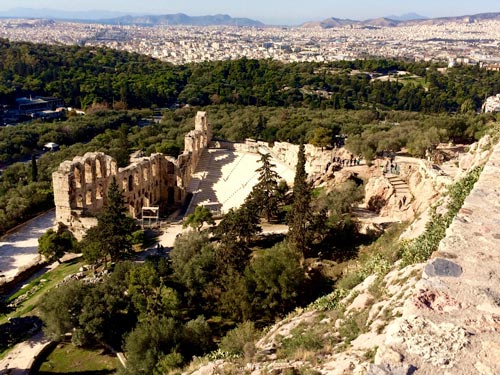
[186,149,261,215]
[386,174,412,209]
[185,148,295,216]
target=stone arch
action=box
[143,167,149,182]
[76,194,84,209]
[167,186,175,205]
[96,184,104,200]
[122,177,128,192]
[167,162,175,174]
[135,201,141,217]
[95,157,103,178]
[128,175,133,192]
[73,165,82,189]
[152,161,157,177]
[84,160,92,184]
[86,190,92,205]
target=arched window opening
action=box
[86,190,92,205]
[84,160,92,184]
[74,166,82,189]
[96,158,103,178]
[128,175,134,192]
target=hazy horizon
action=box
[0,1,499,25]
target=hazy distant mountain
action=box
[364,17,400,27]
[0,7,131,20]
[307,11,500,28]
[0,8,264,26]
[317,17,357,28]
[386,13,428,21]
[1,8,499,28]
[102,13,264,27]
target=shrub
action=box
[338,316,360,344]
[280,329,324,357]
[307,288,347,312]
[367,195,386,213]
[399,166,482,267]
[219,321,259,357]
[131,230,145,245]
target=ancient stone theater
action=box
[52,111,211,238]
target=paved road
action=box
[0,210,55,284]
[0,332,51,375]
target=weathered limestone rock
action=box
[367,363,416,375]
[347,292,375,313]
[376,139,500,374]
[458,135,492,173]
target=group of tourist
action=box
[332,156,362,168]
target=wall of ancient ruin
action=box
[52,111,211,238]
[210,138,346,180]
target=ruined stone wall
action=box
[52,111,211,238]
[176,111,211,191]
[211,138,344,179]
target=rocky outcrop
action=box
[374,139,500,374]
[457,135,493,175]
[363,137,495,224]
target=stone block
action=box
[424,258,462,278]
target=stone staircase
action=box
[386,173,412,209]
[185,149,262,216]
[185,148,294,217]
[187,149,212,194]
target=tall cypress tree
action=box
[31,154,38,182]
[100,176,137,261]
[83,176,137,264]
[287,143,312,261]
[249,152,280,222]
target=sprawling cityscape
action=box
[2,1,500,374]
[1,17,500,65]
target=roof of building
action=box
[16,97,48,106]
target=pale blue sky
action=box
[1,0,499,25]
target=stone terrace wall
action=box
[211,138,352,180]
[373,140,500,375]
[52,111,211,238]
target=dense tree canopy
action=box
[2,39,500,114]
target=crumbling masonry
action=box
[52,111,211,239]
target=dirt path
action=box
[0,210,55,284]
